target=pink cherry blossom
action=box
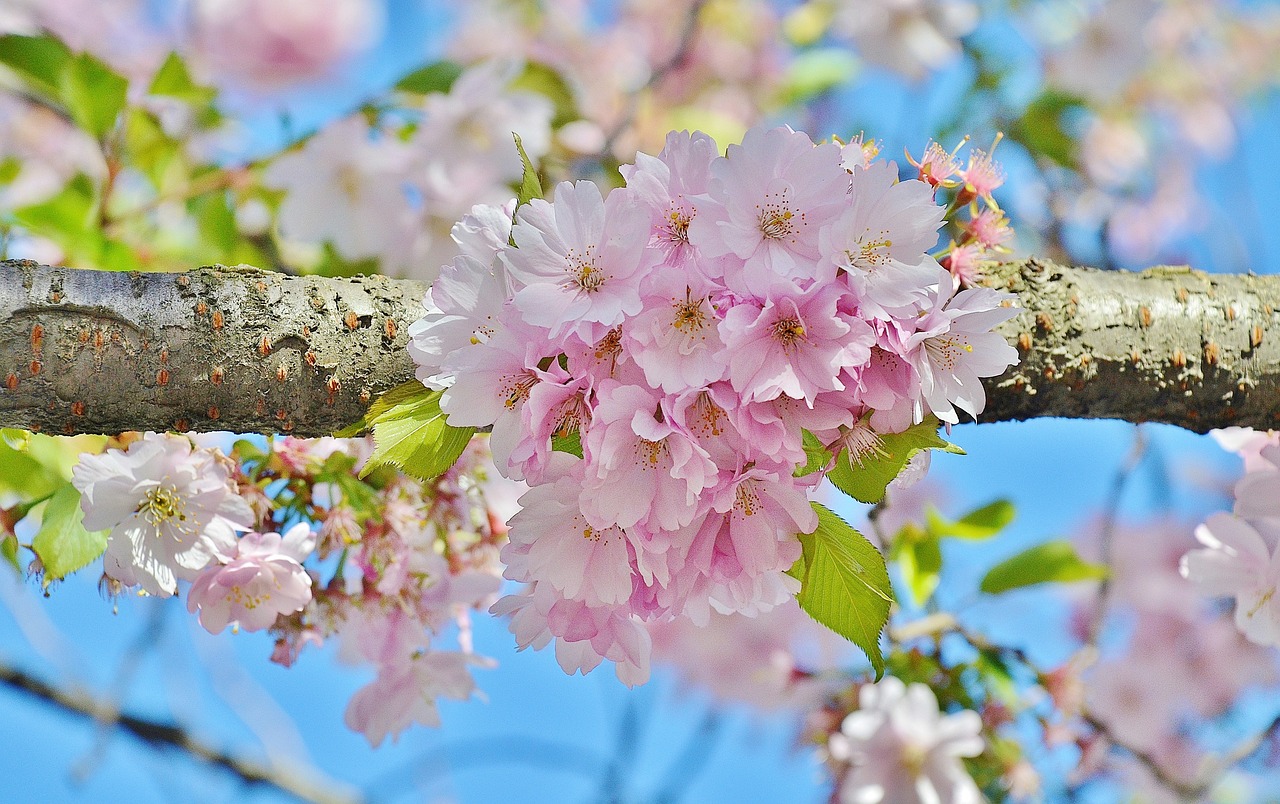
[502,472,634,607]
[690,126,848,294]
[191,0,383,88]
[820,161,945,319]
[1181,513,1280,646]
[829,677,984,804]
[580,382,716,532]
[263,116,416,266]
[186,524,315,634]
[719,284,872,405]
[344,651,487,747]
[620,129,720,272]
[504,181,656,341]
[904,280,1020,424]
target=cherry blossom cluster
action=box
[906,134,1013,291]
[68,431,515,746]
[262,60,554,280]
[408,123,1019,685]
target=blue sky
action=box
[3,1,1280,802]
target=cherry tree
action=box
[2,1,1280,802]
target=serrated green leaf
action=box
[149,51,216,105]
[927,499,1015,541]
[31,483,107,584]
[60,52,128,138]
[358,384,475,482]
[790,502,893,678]
[827,415,964,505]
[0,33,72,98]
[394,60,464,95]
[551,430,583,458]
[980,540,1107,595]
[513,132,543,210]
[335,379,426,437]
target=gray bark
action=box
[1,258,1278,436]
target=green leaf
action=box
[0,33,72,98]
[980,540,1108,595]
[357,384,476,482]
[335,379,425,437]
[510,62,578,128]
[0,156,22,185]
[192,191,238,261]
[927,499,1015,541]
[513,132,543,209]
[0,440,61,499]
[894,526,942,606]
[124,109,183,187]
[795,430,830,477]
[148,52,216,105]
[31,483,107,585]
[1,428,30,451]
[394,60,464,95]
[1010,90,1085,170]
[551,430,583,458]
[60,52,129,138]
[827,415,964,505]
[789,502,893,678]
[779,48,860,105]
[0,533,20,574]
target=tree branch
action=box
[0,660,362,804]
[2,258,1280,436]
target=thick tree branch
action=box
[0,660,362,804]
[0,259,427,437]
[2,258,1279,436]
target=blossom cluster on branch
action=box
[57,431,514,747]
[407,122,1019,685]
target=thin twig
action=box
[0,660,360,804]
[598,0,710,159]
[651,710,723,804]
[364,735,608,803]
[1086,428,1149,647]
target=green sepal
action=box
[979,540,1108,594]
[0,533,20,574]
[788,502,893,679]
[513,132,544,210]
